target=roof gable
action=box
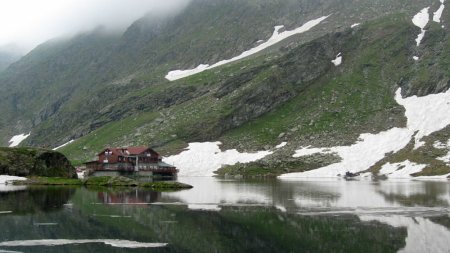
[98,147,159,156]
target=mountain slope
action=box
[0,0,449,178]
[62,10,450,179]
[0,0,436,146]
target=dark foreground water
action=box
[0,177,449,253]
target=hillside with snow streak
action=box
[280,88,450,179]
[165,15,329,81]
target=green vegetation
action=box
[54,13,450,178]
[0,147,76,178]
[13,175,193,190]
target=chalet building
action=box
[85,147,177,177]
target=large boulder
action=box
[0,147,76,178]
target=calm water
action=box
[0,177,449,253]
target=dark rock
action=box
[0,147,76,178]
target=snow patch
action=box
[0,175,27,185]
[0,239,167,248]
[438,153,450,164]
[293,146,332,157]
[433,0,446,23]
[282,128,413,178]
[77,171,86,179]
[412,7,430,46]
[379,160,427,178]
[164,142,272,176]
[331,52,342,66]
[275,142,287,149]
[436,140,450,164]
[53,140,75,150]
[351,23,360,28]
[8,133,30,147]
[396,88,450,149]
[165,15,330,81]
[280,88,450,178]
[433,140,448,149]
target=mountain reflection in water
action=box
[0,178,448,253]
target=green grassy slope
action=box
[61,13,449,171]
[0,0,436,147]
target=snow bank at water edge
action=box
[282,128,413,178]
[164,142,272,176]
[280,88,450,178]
[0,175,27,184]
[0,239,167,248]
[165,15,330,81]
[412,7,430,46]
[53,139,75,150]
[433,0,446,23]
[8,133,30,147]
[331,53,342,66]
[359,215,450,253]
[379,161,427,179]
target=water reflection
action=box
[161,178,450,213]
[360,215,450,253]
[0,178,448,252]
[97,189,161,205]
[0,186,75,214]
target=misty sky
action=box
[0,0,190,53]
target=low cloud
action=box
[0,0,191,53]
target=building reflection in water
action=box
[97,189,161,204]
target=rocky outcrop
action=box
[0,147,76,178]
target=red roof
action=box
[126,147,149,155]
[98,147,159,156]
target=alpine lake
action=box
[0,177,449,253]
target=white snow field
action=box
[379,161,427,179]
[433,0,446,23]
[8,132,30,147]
[412,7,430,46]
[164,142,272,176]
[165,15,329,81]
[280,88,450,179]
